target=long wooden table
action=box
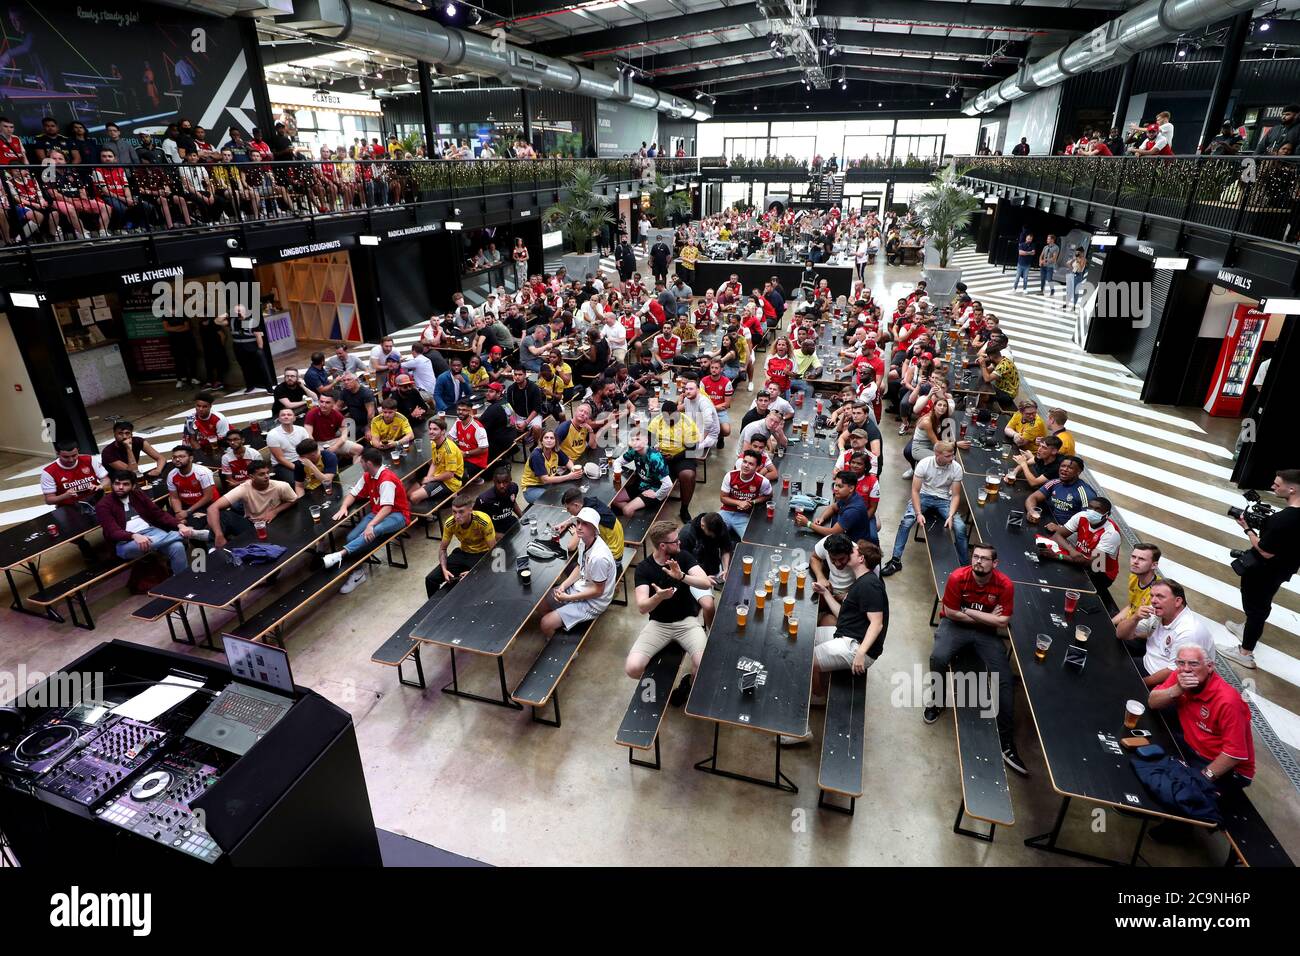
[1009,586,1214,864]
[409,503,572,709]
[685,542,818,792]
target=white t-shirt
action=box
[117,494,151,534]
[1143,605,1216,677]
[576,537,617,610]
[750,396,794,418]
[914,455,964,499]
[349,473,397,506]
[813,537,856,593]
[369,344,397,368]
[266,425,309,464]
[601,321,628,350]
[1155,121,1174,152]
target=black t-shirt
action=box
[740,407,768,432]
[834,572,889,658]
[677,518,737,577]
[480,401,516,458]
[272,381,306,416]
[268,132,293,158]
[338,385,374,436]
[1031,456,1061,484]
[635,549,703,622]
[505,381,544,419]
[101,436,147,474]
[1257,505,1300,576]
[475,483,519,533]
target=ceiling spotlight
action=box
[358,76,367,90]
[753,105,758,111]
[829,46,838,57]
[1177,46,1187,57]
[805,104,810,109]
[877,102,882,108]
[445,2,456,15]
[1260,19,1271,31]
[840,80,847,90]
[930,101,935,106]
[945,90,950,98]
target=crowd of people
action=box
[35,193,1295,833]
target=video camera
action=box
[1227,489,1276,534]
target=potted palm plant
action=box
[544,167,615,277]
[912,164,982,306]
[647,171,690,228]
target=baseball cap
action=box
[487,381,504,393]
[1146,123,1159,133]
[489,345,503,356]
[849,428,869,439]
[576,507,602,528]
[395,374,413,385]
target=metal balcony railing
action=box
[0,156,703,249]
[956,154,1300,246]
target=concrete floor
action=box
[2,256,1297,867]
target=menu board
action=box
[122,288,176,379]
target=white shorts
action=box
[814,625,872,671]
[690,585,714,603]
[556,582,612,630]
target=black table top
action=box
[685,542,817,738]
[1009,587,1209,826]
[742,444,840,551]
[150,438,436,609]
[0,484,171,571]
[960,472,1095,593]
[411,504,572,656]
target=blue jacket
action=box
[433,370,473,412]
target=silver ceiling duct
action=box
[151,0,710,120]
[962,0,1264,115]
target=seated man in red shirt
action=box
[925,543,1027,777]
[1148,644,1255,810]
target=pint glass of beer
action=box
[1124,700,1145,729]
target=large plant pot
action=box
[922,265,963,308]
[561,251,604,278]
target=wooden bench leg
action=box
[611,572,629,607]
[929,596,939,628]
[818,789,856,816]
[530,691,561,728]
[628,735,662,771]
[441,649,523,710]
[64,591,95,631]
[385,534,409,569]
[953,801,995,842]
[398,646,426,689]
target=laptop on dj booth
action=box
[183,636,296,756]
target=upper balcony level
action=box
[0,156,702,286]
[957,154,1300,290]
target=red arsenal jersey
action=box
[41,456,103,501]
[166,464,214,508]
[720,469,769,512]
[700,373,733,407]
[765,356,794,393]
[655,334,681,361]
[941,566,1015,619]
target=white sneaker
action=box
[322,551,344,570]
[1220,645,1256,669]
[1224,620,1244,640]
[901,468,914,479]
[175,380,185,389]
[339,568,368,594]
[188,529,211,542]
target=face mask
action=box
[1082,510,1104,526]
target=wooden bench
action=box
[817,668,868,815]
[616,643,685,770]
[950,645,1014,842]
[27,556,138,630]
[921,511,965,626]
[371,597,449,690]
[222,526,409,647]
[1221,791,1294,868]
[510,547,636,726]
[130,596,203,648]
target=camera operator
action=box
[1222,469,1300,670]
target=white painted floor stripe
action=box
[1015,361,1144,397]
[1149,555,1300,640]
[1091,470,1256,541]
[1063,420,1235,480]
[998,339,1130,374]
[1244,690,1300,747]
[1082,449,1245,508]
[1032,393,1221,448]
[1121,511,1300,602]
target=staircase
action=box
[824,173,844,206]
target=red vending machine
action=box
[1204,304,1267,417]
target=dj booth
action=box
[0,640,381,866]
